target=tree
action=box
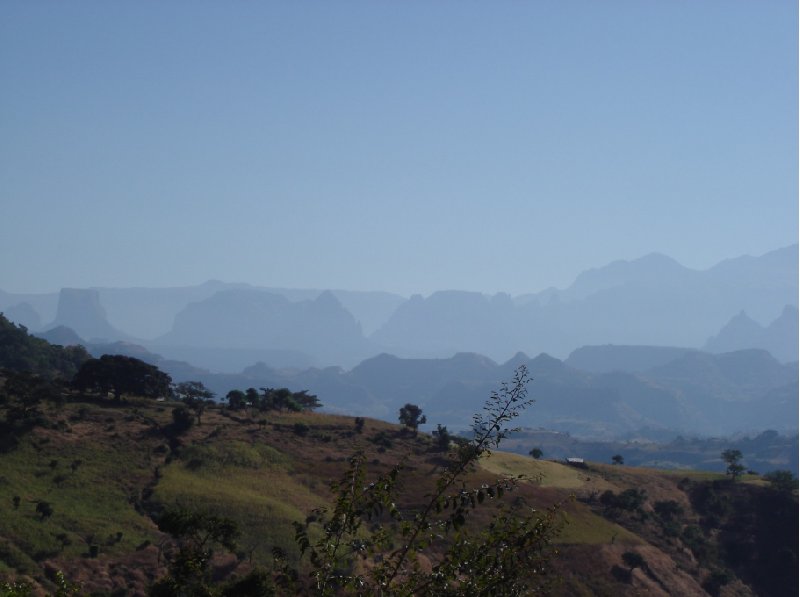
[612,454,624,465]
[289,366,563,595]
[622,551,646,571]
[150,507,240,596]
[763,469,795,493]
[245,387,260,409]
[174,381,214,425]
[36,500,53,520]
[721,449,745,481]
[72,355,171,400]
[432,423,452,451]
[226,389,247,410]
[174,381,214,404]
[353,417,365,434]
[529,447,543,459]
[398,403,426,435]
[170,406,194,435]
[653,499,683,521]
[291,390,322,411]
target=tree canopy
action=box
[72,354,172,400]
[398,403,426,433]
[721,449,745,481]
[0,313,89,379]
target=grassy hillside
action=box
[0,387,796,596]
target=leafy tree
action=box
[612,454,624,465]
[226,389,247,410]
[353,417,365,433]
[763,469,795,493]
[0,370,55,450]
[0,313,90,379]
[36,500,53,520]
[398,402,426,435]
[721,449,745,481]
[245,387,260,409]
[173,381,214,404]
[150,507,240,597]
[529,447,543,459]
[170,406,194,435]
[219,569,275,597]
[702,569,733,597]
[622,551,645,571]
[432,423,452,451]
[653,499,683,521]
[291,390,322,411]
[72,355,172,400]
[174,381,214,425]
[289,366,563,595]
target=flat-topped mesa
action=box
[50,288,126,343]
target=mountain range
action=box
[1,245,796,371]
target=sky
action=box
[1,1,797,297]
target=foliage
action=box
[599,489,647,521]
[288,366,563,595]
[529,447,543,459]
[398,403,426,434]
[226,389,247,410]
[702,569,733,597]
[174,381,214,404]
[219,569,276,596]
[432,424,452,451]
[611,454,624,465]
[35,501,54,520]
[226,387,321,413]
[353,417,365,434]
[0,314,90,379]
[174,381,214,425]
[762,469,795,493]
[0,370,61,451]
[170,406,194,435]
[73,354,172,400]
[721,449,744,481]
[150,506,240,596]
[621,551,645,570]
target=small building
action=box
[565,457,587,468]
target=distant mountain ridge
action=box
[153,289,374,368]
[186,347,798,439]
[704,305,798,362]
[372,245,797,361]
[1,244,796,369]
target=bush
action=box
[287,366,563,595]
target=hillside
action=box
[0,383,796,595]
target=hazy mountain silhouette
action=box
[37,325,85,346]
[372,245,797,360]
[154,289,374,368]
[91,282,404,340]
[370,291,520,358]
[44,288,131,342]
[0,290,58,325]
[3,302,41,330]
[704,305,798,362]
[185,347,796,439]
[1,244,794,368]
[565,345,700,374]
[644,349,797,434]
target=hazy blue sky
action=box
[1,1,797,296]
